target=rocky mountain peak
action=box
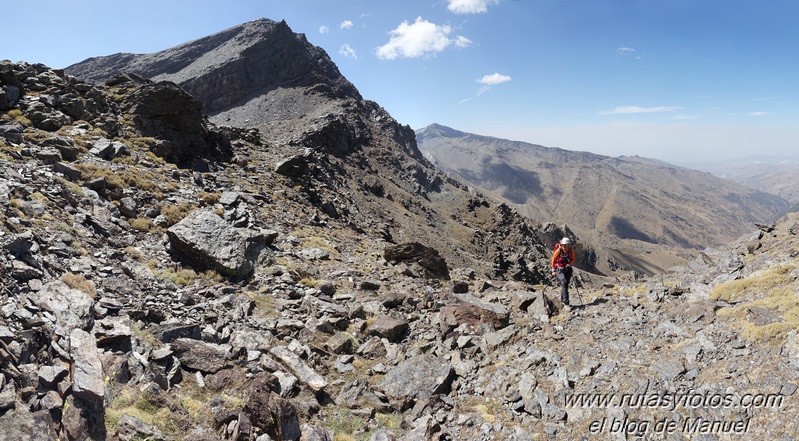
[66,18,361,118]
[416,123,466,140]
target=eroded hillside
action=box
[416,124,791,277]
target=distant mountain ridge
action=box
[417,123,790,274]
[704,161,799,205]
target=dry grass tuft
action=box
[60,272,97,298]
[709,264,796,302]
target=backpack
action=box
[553,243,573,268]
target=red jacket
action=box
[551,245,576,269]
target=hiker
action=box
[552,237,576,307]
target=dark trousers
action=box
[556,266,573,304]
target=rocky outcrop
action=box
[114,74,233,167]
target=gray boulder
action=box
[367,315,409,343]
[0,119,24,143]
[275,148,314,177]
[377,354,454,410]
[170,338,229,374]
[519,291,553,323]
[31,280,95,334]
[69,328,105,402]
[89,137,130,160]
[167,209,276,280]
[269,346,328,392]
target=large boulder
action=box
[383,242,450,280]
[377,354,454,411]
[440,293,510,333]
[169,338,229,374]
[367,315,409,343]
[0,119,24,143]
[269,346,327,392]
[167,209,276,280]
[30,280,95,335]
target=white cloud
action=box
[376,17,468,59]
[454,36,472,48]
[478,73,512,85]
[600,106,681,115]
[749,111,772,116]
[319,25,330,34]
[340,20,353,30]
[339,44,357,60]
[616,47,636,55]
[448,0,499,14]
[459,87,490,104]
[460,75,509,103]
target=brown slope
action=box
[417,124,791,275]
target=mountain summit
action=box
[67,18,360,120]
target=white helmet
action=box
[560,237,571,245]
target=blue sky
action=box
[4,0,798,164]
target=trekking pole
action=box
[572,273,584,305]
[541,275,553,295]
